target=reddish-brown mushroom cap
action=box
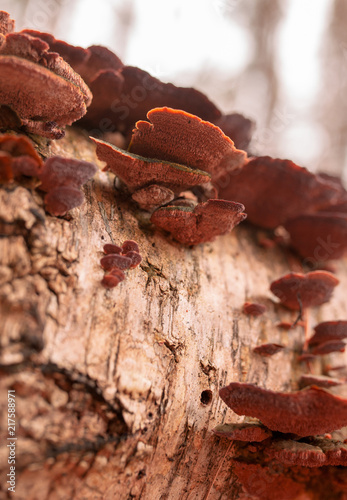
[213,113,255,150]
[0,133,43,179]
[38,156,97,192]
[91,137,211,194]
[121,240,140,254]
[268,438,347,467]
[299,374,343,389]
[82,65,221,136]
[253,343,285,357]
[0,11,14,35]
[284,212,347,261]
[128,107,247,184]
[270,271,339,311]
[103,244,122,255]
[219,382,347,436]
[243,302,267,316]
[131,185,175,211]
[311,340,346,356]
[100,254,132,271]
[44,186,85,216]
[308,321,347,346]
[0,31,92,138]
[125,251,142,269]
[150,199,247,245]
[101,268,125,289]
[213,422,272,442]
[218,156,340,229]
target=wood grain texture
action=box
[1,128,347,499]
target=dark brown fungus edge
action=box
[219,382,347,436]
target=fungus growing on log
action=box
[243,302,267,316]
[270,271,339,311]
[91,137,211,209]
[311,340,346,356]
[253,343,284,357]
[298,374,343,389]
[219,382,347,436]
[218,156,340,229]
[43,186,85,216]
[283,212,347,261]
[38,156,97,215]
[150,199,246,245]
[213,422,272,442]
[128,107,247,184]
[100,239,142,288]
[0,26,92,138]
[0,133,42,181]
[268,438,347,467]
[308,321,347,346]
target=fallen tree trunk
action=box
[0,128,347,499]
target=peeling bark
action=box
[1,128,347,499]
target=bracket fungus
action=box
[311,340,346,356]
[253,343,285,357]
[284,212,347,261]
[213,422,272,442]
[0,19,92,138]
[92,137,211,209]
[100,240,142,288]
[243,302,267,316]
[298,374,343,389]
[270,271,339,311]
[218,156,340,229]
[219,382,347,436]
[128,107,247,184]
[268,438,347,467]
[38,156,97,216]
[0,133,43,181]
[308,321,347,347]
[150,199,246,245]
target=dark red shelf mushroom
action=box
[311,340,345,356]
[150,199,246,245]
[268,438,347,467]
[298,374,343,389]
[270,271,339,311]
[243,302,267,316]
[308,321,347,346]
[92,137,212,209]
[100,239,142,289]
[38,156,97,216]
[253,343,284,357]
[284,212,347,261]
[212,422,272,442]
[128,107,247,184]
[0,25,92,138]
[219,382,347,436]
[218,156,340,229]
[0,133,43,181]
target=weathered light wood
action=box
[0,128,346,499]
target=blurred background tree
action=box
[2,0,346,181]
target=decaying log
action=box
[1,128,347,499]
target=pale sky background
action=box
[1,0,346,181]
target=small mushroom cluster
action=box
[0,12,91,139]
[93,107,247,245]
[0,133,97,216]
[100,240,142,288]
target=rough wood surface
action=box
[0,128,347,499]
